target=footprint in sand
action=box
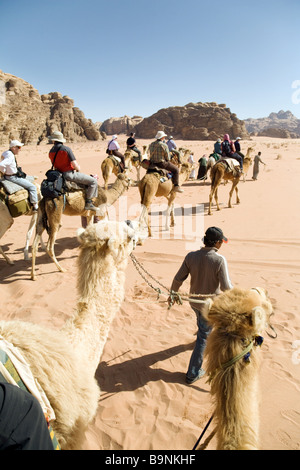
[276,429,300,450]
[269,361,300,391]
[280,409,300,427]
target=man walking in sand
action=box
[169,227,233,384]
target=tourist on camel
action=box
[221,134,243,172]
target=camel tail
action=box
[210,165,218,187]
[39,199,50,234]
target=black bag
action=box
[41,150,65,199]
[16,166,27,178]
[222,140,232,157]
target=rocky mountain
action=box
[100,115,143,136]
[133,102,248,140]
[244,110,300,138]
[0,70,100,145]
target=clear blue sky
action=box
[1,0,300,122]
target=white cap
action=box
[155,131,167,140]
[236,136,241,140]
[112,135,117,140]
[9,140,24,148]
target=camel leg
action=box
[46,228,66,273]
[235,184,240,204]
[140,205,151,237]
[214,187,220,211]
[228,181,239,208]
[0,246,14,265]
[208,188,214,215]
[24,212,37,260]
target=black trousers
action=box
[0,382,54,450]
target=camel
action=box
[101,153,131,189]
[124,145,149,182]
[208,149,254,215]
[0,219,138,449]
[202,286,273,450]
[0,182,44,265]
[31,173,131,280]
[139,162,192,237]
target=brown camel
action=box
[0,220,138,449]
[124,145,149,182]
[139,162,192,237]
[202,287,273,450]
[31,173,131,280]
[101,153,131,189]
[208,150,254,215]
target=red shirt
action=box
[49,143,76,173]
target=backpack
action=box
[41,149,65,199]
[222,140,232,157]
[41,169,65,199]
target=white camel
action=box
[0,220,138,450]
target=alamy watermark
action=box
[103,197,205,251]
[0,80,5,105]
[291,80,300,105]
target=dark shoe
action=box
[84,201,98,211]
[185,369,205,384]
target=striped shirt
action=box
[149,139,170,163]
[170,247,233,312]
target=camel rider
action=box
[0,140,39,211]
[107,135,127,171]
[149,131,183,193]
[126,132,142,162]
[221,134,243,172]
[234,137,245,162]
[48,131,98,211]
[167,136,182,163]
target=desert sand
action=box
[0,136,299,450]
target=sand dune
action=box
[0,136,299,450]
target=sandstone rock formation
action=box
[0,70,100,145]
[134,102,249,140]
[245,110,300,138]
[100,115,143,136]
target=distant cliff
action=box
[0,70,100,145]
[134,102,249,140]
[244,110,300,138]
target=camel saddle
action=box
[108,154,122,168]
[219,158,241,176]
[146,164,173,182]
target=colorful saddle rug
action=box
[0,347,60,450]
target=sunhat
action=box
[48,131,66,143]
[155,131,167,140]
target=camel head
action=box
[77,220,136,262]
[202,287,273,338]
[116,172,132,189]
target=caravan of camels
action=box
[0,133,298,451]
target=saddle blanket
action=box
[0,335,60,450]
[221,157,239,171]
[0,176,35,195]
[109,155,121,166]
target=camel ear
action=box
[202,298,214,320]
[77,228,85,241]
[251,306,266,333]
